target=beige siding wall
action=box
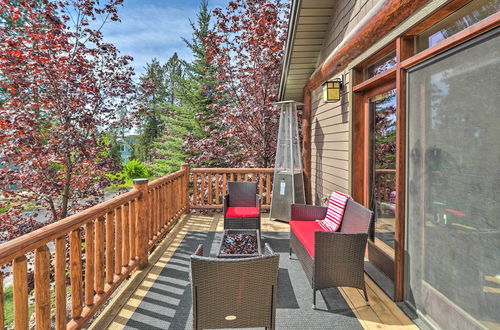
[311,0,381,205]
[318,0,382,65]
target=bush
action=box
[123,159,149,179]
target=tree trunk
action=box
[60,154,72,219]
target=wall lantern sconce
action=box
[322,76,343,103]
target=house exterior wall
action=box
[310,0,381,205]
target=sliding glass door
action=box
[406,29,500,329]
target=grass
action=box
[3,284,71,327]
[3,286,13,326]
[0,201,38,214]
[3,286,35,327]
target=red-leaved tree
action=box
[0,0,141,240]
[204,0,289,167]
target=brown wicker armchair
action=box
[223,181,261,230]
[190,243,279,330]
[289,199,374,309]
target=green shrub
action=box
[123,159,149,179]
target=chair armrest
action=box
[263,243,275,255]
[314,232,368,264]
[313,232,368,289]
[291,204,328,221]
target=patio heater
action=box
[270,100,306,222]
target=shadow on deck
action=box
[89,213,418,330]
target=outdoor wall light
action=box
[322,76,343,103]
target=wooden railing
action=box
[0,165,272,329]
[0,165,189,330]
[375,169,396,203]
[190,168,274,210]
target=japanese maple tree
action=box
[0,0,141,239]
[204,0,289,167]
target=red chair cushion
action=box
[290,220,325,258]
[225,207,260,218]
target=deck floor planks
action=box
[90,212,418,330]
[340,285,387,329]
[366,276,418,329]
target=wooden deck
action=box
[90,213,419,330]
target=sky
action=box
[100,0,228,78]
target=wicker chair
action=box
[190,243,279,330]
[289,198,374,308]
[223,181,261,230]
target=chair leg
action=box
[289,247,292,259]
[363,286,369,303]
[312,289,317,309]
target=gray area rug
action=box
[123,231,362,329]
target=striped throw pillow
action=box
[316,191,350,232]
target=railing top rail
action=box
[375,169,397,174]
[0,189,139,266]
[190,168,274,174]
[148,169,185,189]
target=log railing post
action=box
[133,178,149,269]
[0,272,3,329]
[0,272,4,329]
[35,245,51,330]
[181,164,190,211]
[13,255,28,330]
[55,236,67,330]
[70,229,83,320]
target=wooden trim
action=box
[351,91,365,204]
[306,0,430,91]
[353,67,397,92]
[354,41,396,75]
[302,89,312,204]
[360,81,397,99]
[368,241,395,281]
[401,11,500,69]
[404,0,474,35]
[394,36,413,302]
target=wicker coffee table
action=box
[216,229,262,258]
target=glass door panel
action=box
[407,30,500,329]
[369,89,397,259]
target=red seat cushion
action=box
[289,220,325,258]
[226,207,260,218]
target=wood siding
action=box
[318,0,382,65]
[310,0,380,205]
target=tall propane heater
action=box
[270,101,305,222]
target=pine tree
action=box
[135,58,169,162]
[150,0,234,176]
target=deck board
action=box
[90,213,418,330]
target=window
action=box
[365,51,397,79]
[417,0,500,51]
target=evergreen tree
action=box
[150,0,233,176]
[135,58,169,162]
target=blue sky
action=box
[100,0,227,77]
